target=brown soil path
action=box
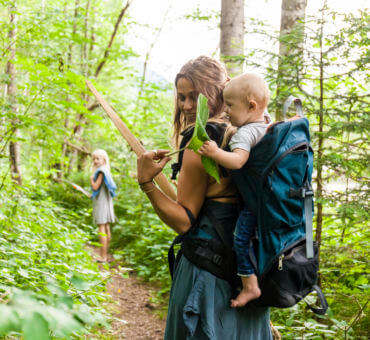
[91,247,166,339]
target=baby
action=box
[198,73,270,307]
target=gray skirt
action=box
[92,182,115,224]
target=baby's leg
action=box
[231,209,261,307]
[231,274,261,308]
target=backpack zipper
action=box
[259,237,305,279]
[262,141,310,185]
[278,254,285,270]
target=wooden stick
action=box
[62,179,92,198]
[86,80,177,200]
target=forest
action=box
[0,0,368,339]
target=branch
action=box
[94,0,132,78]
[86,80,177,200]
[64,140,91,155]
[87,101,100,111]
[137,2,171,100]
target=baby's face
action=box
[223,89,250,127]
[92,155,105,168]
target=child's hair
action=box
[226,73,270,111]
[91,149,110,172]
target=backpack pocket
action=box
[262,142,311,230]
[257,240,319,308]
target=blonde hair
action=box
[173,56,230,147]
[225,73,270,111]
[91,149,110,172]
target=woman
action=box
[137,56,272,339]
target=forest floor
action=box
[90,247,167,339]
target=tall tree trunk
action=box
[65,0,81,174]
[276,0,307,120]
[6,2,21,185]
[220,0,244,76]
[76,0,92,171]
[315,7,325,278]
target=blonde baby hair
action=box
[225,73,270,112]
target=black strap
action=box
[171,122,228,180]
[305,284,329,315]
[206,194,237,200]
[167,206,197,279]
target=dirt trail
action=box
[91,248,166,339]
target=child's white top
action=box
[229,122,268,152]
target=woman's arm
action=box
[137,149,208,234]
[90,172,104,191]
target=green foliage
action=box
[0,182,108,338]
[187,94,220,182]
[109,165,175,290]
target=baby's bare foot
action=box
[230,287,261,308]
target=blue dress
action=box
[164,200,272,340]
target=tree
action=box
[6,1,21,185]
[220,0,244,76]
[276,0,307,120]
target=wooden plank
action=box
[86,80,177,200]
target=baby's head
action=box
[92,149,110,171]
[223,73,270,127]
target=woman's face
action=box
[176,77,197,121]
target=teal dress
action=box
[165,200,272,340]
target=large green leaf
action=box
[187,94,220,183]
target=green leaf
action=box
[0,305,21,335]
[70,274,90,290]
[187,94,220,183]
[23,312,50,340]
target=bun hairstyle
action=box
[173,56,229,147]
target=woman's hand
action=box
[137,149,172,184]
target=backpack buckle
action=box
[289,187,314,198]
[213,254,223,265]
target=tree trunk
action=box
[6,2,22,185]
[315,8,324,272]
[65,0,81,174]
[220,0,244,76]
[276,0,307,120]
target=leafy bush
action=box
[0,183,109,338]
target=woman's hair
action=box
[173,56,230,147]
[91,149,110,171]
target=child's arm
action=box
[90,172,104,191]
[198,140,249,170]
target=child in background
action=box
[198,73,270,307]
[90,149,116,263]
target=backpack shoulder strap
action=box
[171,122,228,180]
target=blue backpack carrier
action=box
[232,97,327,314]
[168,97,328,314]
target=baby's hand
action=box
[198,140,219,158]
